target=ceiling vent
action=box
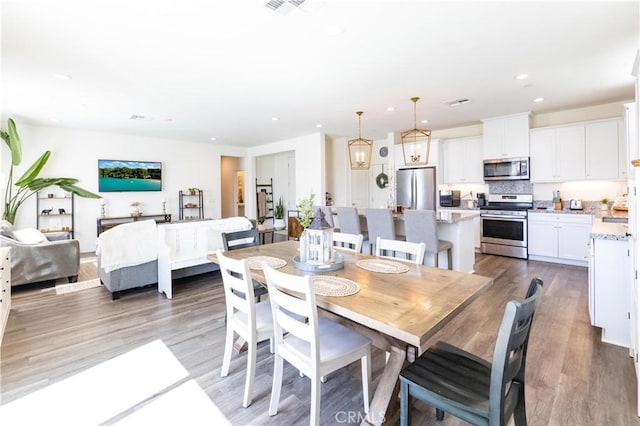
[265,0,306,14]
[129,114,151,121]
[444,98,471,107]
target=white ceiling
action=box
[2,0,639,147]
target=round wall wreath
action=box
[376,172,389,189]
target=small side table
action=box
[258,227,275,245]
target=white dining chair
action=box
[263,263,371,426]
[375,236,426,265]
[218,251,274,408]
[403,209,453,269]
[332,232,364,253]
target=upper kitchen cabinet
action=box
[585,118,623,181]
[442,136,483,184]
[481,112,531,159]
[530,125,585,182]
[530,118,624,183]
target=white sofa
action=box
[96,217,253,300]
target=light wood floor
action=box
[1,253,638,425]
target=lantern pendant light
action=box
[348,111,373,170]
[401,97,431,166]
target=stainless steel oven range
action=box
[480,194,533,259]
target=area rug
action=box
[55,278,102,295]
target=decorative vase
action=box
[274,218,285,230]
[601,203,609,211]
[258,223,266,231]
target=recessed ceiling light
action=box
[210,137,217,141]
[54,74,71,80]
[533,97,545,103]
[272,117,280,121]
[49,118,59,122]
[316,124,323,128]
[515,73,529,80]
[421,119,429,124]
[326,26,343,36]
[387,106,395,112]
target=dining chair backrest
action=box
[221,228,260,251]
[263,263,320,365]
[332,232,364,253]
[403,209,438,253]
[335,207,362,235]
[217,251,259,335]
[489,278,542,424]
[375,237,425,264]
[313,206,335,228]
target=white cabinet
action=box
[589,237,630,347]
[585,119,621,180]
[530,118,624,183]
[530,125,585,182]
[442,136,483,184]
[0,247,10,345]
[481,112,530,159]
[528,213,592,266]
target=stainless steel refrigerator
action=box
[396,166,437,210]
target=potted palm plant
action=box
[1,118,100,224]
[274,197,286,230]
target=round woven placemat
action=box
[311,276,360,297]
[246,256,287,270]
[356,258,410,274]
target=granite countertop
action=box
[590,218,629,241]
[388,210,479,224]
[435,211,480,224]
[529,207,629,220]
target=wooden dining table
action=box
[209,240,493,425]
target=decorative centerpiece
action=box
[295,195,344,272]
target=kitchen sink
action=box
[602,216,628,224]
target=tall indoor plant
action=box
[274,196,286,230]
[1,118,100,224]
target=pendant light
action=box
[401,97,431,166]
[348,111,373,170]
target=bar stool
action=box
[403,209,453,270]
[335,207,368,252]
[365,208,397,255]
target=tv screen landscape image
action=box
[98,160,162,192]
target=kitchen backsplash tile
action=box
[488,180,533,194]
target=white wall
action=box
[0,122,248,252]
[249,133,325,213]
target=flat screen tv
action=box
[98,159,162,192]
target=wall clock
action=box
[379,146,388,157]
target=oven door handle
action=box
[481,214,526,220]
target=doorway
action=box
[221,156,244,218]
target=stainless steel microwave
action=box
[483,157,530,181]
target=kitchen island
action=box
[351,210,479,273]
